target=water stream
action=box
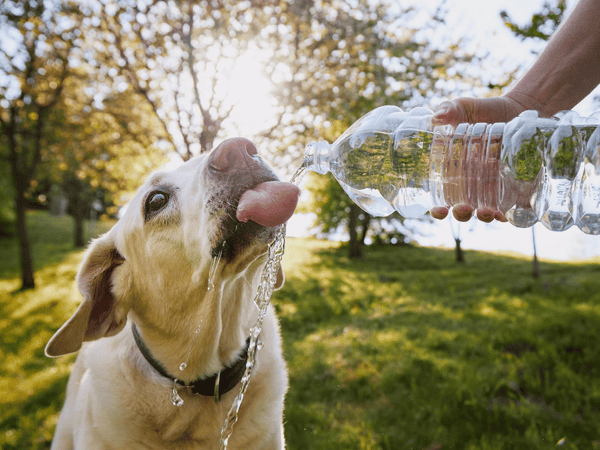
[219,226,287,448]
[169,165,307,447]
[219,164,306,449]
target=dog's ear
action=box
[274,263,285,290]
[45,234,127,357]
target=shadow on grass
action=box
[278,239,600,450]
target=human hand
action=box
[430,96,528,222]
[432,96,527,128]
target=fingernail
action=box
[432,105,451,125]
[430,207,449,220]
[496,212,508,222]
[453,204,474,222]
[433,105,450,117]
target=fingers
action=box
[430,205,507,223]
[430,207,449,220]
[452,204,474,222]
[475,207,496,223]
[431,100,466,127]
[429,96,523,224]
[432,97,527,127]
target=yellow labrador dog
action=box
[45,138,300,449]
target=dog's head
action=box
[46,138,299,357]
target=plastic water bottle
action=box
[304,105,600,235]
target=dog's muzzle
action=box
[206,138,300,258]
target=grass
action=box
[1,211,599,449]
[278,239,600,450]
[0,211,113,449]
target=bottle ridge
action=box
[304,106,600,234]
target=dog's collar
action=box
[131,323,249,402]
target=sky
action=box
[288,0,600,262]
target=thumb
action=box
[433,97,525,127]
[432,99,473,127]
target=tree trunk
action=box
[14,190,35,290]
[66,181,87,248]
[532,227,540,279]
[348,203,363,259]
[73,209,85,248]
[7,108,36,290]
[359,213,372,246]
[455,238,465,264]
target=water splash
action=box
[171,379,184,407]
[208,245,224,291]
[219,226,286,449]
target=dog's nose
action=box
[209,138,259,172]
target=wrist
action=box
[502,91,553,117]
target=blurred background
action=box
[1,0,599,449]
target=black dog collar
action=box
[131,323,249,402]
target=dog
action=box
[45,138,300,449]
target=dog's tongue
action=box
[236,181,300,227]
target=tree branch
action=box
[106,13,176,152]
[173,72,194,161]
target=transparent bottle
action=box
[304,105,600,235]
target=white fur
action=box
[46,150,288,449]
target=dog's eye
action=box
[145,191,170,216]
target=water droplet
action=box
[179,362,187,371]
[208,245,223,291]
[171,382,184,407]
[257,340,264,351]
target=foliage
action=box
[82,0,270,158]
[264,0,476,157]
[261,0,481,256]
[0,0,84,288]
[0,160,15,236]
[1,212,600,449]
[501,0,567,42]
[45,76,168,246]
[31,70,169,247]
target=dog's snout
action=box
[209,138,259,172]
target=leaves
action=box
[501,0,567,43]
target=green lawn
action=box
[1,212,599,449]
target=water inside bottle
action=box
[327,126,511,219]
[328,130,438,217]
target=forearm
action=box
[506,0,600,116]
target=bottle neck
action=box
[304,140,332,175]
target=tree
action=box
[36,72,169,247]
[0,0,81,289]
[261,0,477,257]
[85,0,270,161]
[0,159,14,236]
[501,0,567,277]
[449,217,466,264]
[501,1,567,43]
